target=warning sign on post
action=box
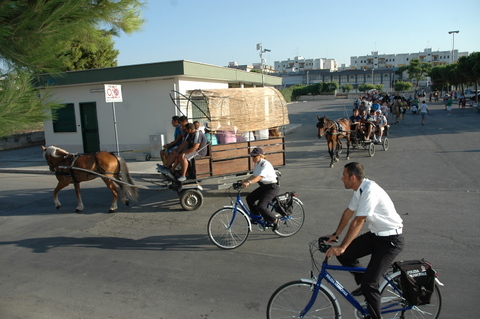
[104,84,123,103]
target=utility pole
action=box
[448,30,459,63]
[256,42,271,87]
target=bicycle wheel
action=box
[207,207,250,249]
[379,271,442,319]
[267,280,339,319]
[274,198,305,237]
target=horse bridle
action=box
[46,153,75,173]
[319,119,337,135]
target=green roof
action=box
[39,60,282,87]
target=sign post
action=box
[104,84,123,156]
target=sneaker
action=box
[351,286,363,296]
[177,176,186,182]
[271,219,279,232]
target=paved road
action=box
[0,99,479,318]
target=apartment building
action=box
[350,48,469,70]
[274,56,338,73]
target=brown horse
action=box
[316,116,351,168]
[42,146,138,213]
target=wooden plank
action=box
[261,144,284,154]
[212,158,250,176]
[211,149,249,160]
[211,142,248,152]
[267,153,285,167]
[250,137,284,147]
[195,158,211,176]
[196,172,212,179]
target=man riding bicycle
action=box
[325,162,404,319]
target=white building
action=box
[39,60,281,155]
[274,56,338,73]
[350,48,469,70]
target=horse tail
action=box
[117,157,139,202]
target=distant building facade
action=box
[278,68,398,92]
[350,48,469,70]
[274,56,338,73]
[227,62,276,74]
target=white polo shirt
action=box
[253,159,277,184]
[348,178,403,233]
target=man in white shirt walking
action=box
[419,101,430,125]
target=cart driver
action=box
[349,108,362,134]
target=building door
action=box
[79,102,100,153]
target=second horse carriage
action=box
[317,113,389,168]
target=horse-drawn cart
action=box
[43,88,289,212]
[316,116,389,167]
[154,87,289,210]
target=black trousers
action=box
[246,183,279,224]
[337,232,404,319]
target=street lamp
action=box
[256,42,271,87]
[448,30,459,63]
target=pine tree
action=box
[0,0,145,137]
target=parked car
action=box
[465,89,479,99]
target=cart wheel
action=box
[368,142,375,157]
[382,138,389,151]
[179,189,203,211]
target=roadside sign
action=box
[104,84,123,103]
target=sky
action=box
[115,0,480,68]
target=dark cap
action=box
[250,147,264,156]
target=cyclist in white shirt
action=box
[325,162,404,319]
[241,147,280,230]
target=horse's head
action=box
[42,145,70,172]
[316,115,328,138]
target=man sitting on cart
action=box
[174,123,208,182]
[373,109,387,143]
[161,116,188,165]
[349,108,362,136]
[358,109,377,141]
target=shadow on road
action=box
[0,233,213,253]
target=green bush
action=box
[281,82,339,101]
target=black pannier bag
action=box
[274,192,295,217]
[393,260,436,306]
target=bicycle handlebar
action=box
[318,236,332,253]
[232,182,243,191]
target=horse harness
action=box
[49,152,119,182]
[323,120,349,137]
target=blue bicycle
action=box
[207,182,305,249]
[267,237,443,319]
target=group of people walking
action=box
[354,93,431,127]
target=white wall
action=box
[44,77,229,153]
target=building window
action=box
[52,103,77,132]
